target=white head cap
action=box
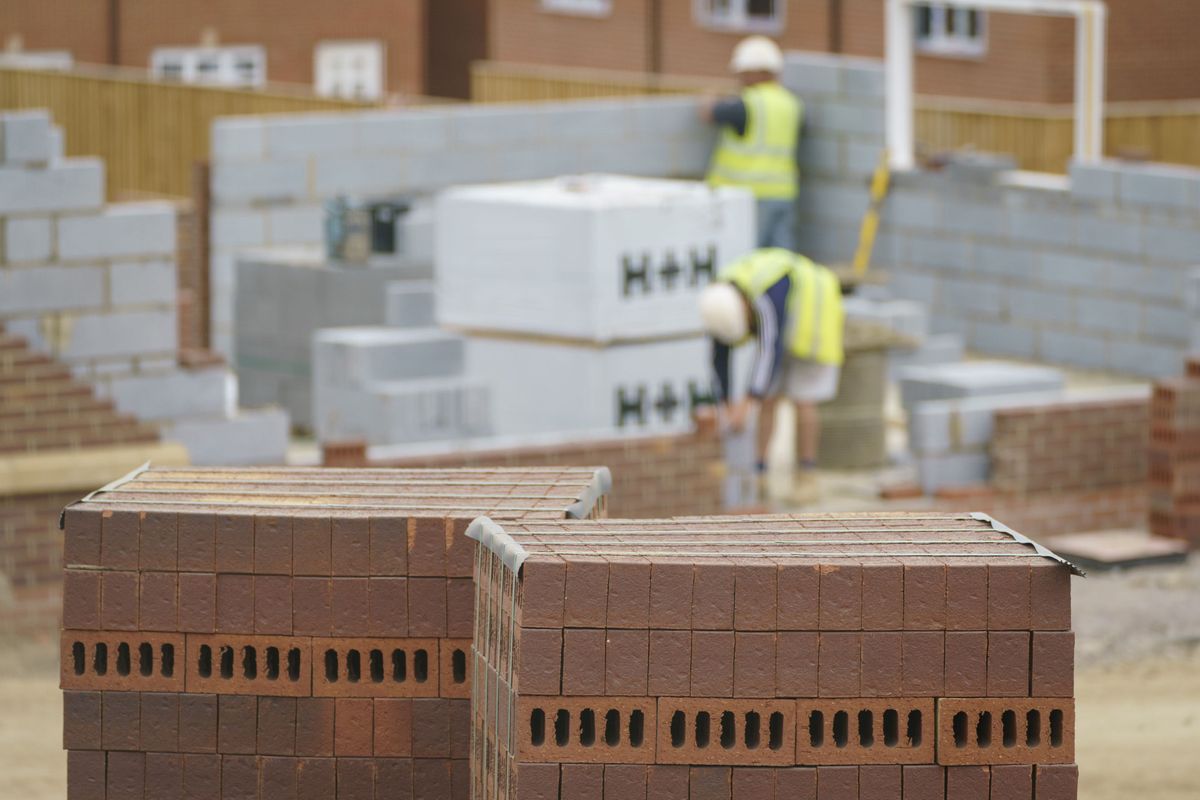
[730,36,784,75]
[699,283,749,344]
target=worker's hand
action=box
[726,397,755,433]
[697,95,718,123]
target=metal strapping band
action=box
[59,460,152,529]
[972,512,1086,576]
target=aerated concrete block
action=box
[1038,329,1109,371]
[0,159,104,214]
[161,407,290,466]
[968,321,1036,360]
[888,333,965,380]
[53,310,177,361]
[2,216,53,263]
[843,296,929,341]
[265,114,358,158]
[1118,162,1199,210]
[437,175,755,342]
[58,203,176,260]
[313,327,465,386]
[107,367,230,421]
[211,118,266,161]
[0,110,52,165]
[781,52,844,96]
[356,110,450,153]
[211,160,308,203]
[110,260,177,306]
[917,452,990,494]
[1068,160,1119,204]
[385,282,437,328]
[0,265,104,314]
[897,361,1065,415]
[314,377,491,446]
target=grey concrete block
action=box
[0,265,105,314]
[1107,340,1185,378]
[1038,329,1108,370]
[265,114,358,158]
[314,376,490,446]
[108,366,230,421]
[1,110,51,165]
[1068,160,1120,203]
[1142,223,1200,264]
[797,135,842,180]
[266,205,323,245]
[843,296,929,340]
[449,104,545,147]
[211,118,265,161]
[882,189,942,230]
[797,181,870,224]
[534,100,631,144]
[3,216,52,262]
[0,159,104,214]
[806,101,885,140]
[1009,209,1076,247]
[1039,252,1111,288]
[211,209,267,249]
[162,407,290,466]
[384,281,436,328]
[974,243,1037,282]
[625,96,711,139]
[888,333,964,380]
[58,203,176,260]
[356,110,451,153]
[1006,286,1075,326]
[888,271,939,307]
[941,276,1003,317]
[842,139,884,180]
[918,452,990,494]
[314,327,464,386]
[969,320,1037,359]
[47,125,64,162]
[1118,162,1199,210]
[839,59,886,99]
[907,235,970,271]
[489,144,590,184]
[312,154,407,198]
[404,148,498,191]
[1109,263,1189,304]
[1186,268,1200,313]
[670,130,720,178]
[1075,296,1142,336]
[781,53,843,96]
[55,310,177,360]
[1073,211,1142,258]
[110,260,177,306]
[943,200,1008,238]
[897,360,1064,414]
[211,159,308,203]
[1141,303,1193,345]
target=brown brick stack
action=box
[59,465,610,799]
[469,513,1080,800]
[1149,358,1200,546]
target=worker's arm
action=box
[711,338,732,404]
[745,277,790,400]
[698,97,748,137]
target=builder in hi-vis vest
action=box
[700,36,802,250]
[700,249,844,504]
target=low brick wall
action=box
[344,427,726,520]
[0,489,76,636]
[935,485,1148,539]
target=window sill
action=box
[540,1,612,18]
[915,44,988,61]
[696,17,785,35]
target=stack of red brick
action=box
[59,465,609,799]
[1149,356,1200,545]
[469,513,1080,800]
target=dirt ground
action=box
[2,557,1198,800]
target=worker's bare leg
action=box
[794,400,820,467]
[756,396,780,469]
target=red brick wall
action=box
[0,0,111,64]
[1105,0,1200,102]
[488,0,652,72]
[350,428,726,520]
[0,490,76,636]
[938,485,1148,540]
[658,0,831,76]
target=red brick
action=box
[734,563,777,631]
[818,633,861,697]
[374,698,413,756]
[141,692,180,752]
[100,510,139,569]
[777,563,820,630]
[332,517,370,576]
[375,758,414,798]
[649,561,693,629]
[107,751,145,798]
[563,628,606,695]
[903,563,946,630]
[861,632,903,697]
[440,639,472,699]
[947,766,990,800]
[179,694,218,753]
[293,577,332,636]
[214,513,254,572]
[450,698,470,757]
[1029,562,1072,630]
[67,750,105,800]
[902,765,945,800]
[777,632,819,697]
[335,697,373,756]
[339,757,377,799]
[561,763,604,800]
[332,577,369,636]
[733,632,776,697]
[517,628,563,695]
[798,698,936,765]
[258,696,297,756]
[177,512,216,572]
[607,558,652,628]
[563,558,609,628]
[691,630,734,697]
[216,574,254,633]
[101,570,138,630]
[446,517,475,578]
[901,632,945,696]
[521,558,566,628]
[862,563,904,630]
[217,695,257,754]
[408,516,447,576]
[254,515,293,574]
[145,753,184,799]
[254,575,293,634]
[987,632,1031,697]
[297,757,336,800]
[183,753,222,800]
[140,510,178,570]
[140,571,178,631]
[1034,765,1078,800]
[412,697,451,757]
[859,766,902,800]
[946,564,988,630]
[222,754,258,799]
[945,632,988,697]
[692,562,735,630]
[445,577,474,638]
[412,759,451,800]
[62,570,101,629]
[649,630,691,695]
[732,767,774,800]
[366,516,407,576]
[179,572,216,633]
[992,765,1033,800]
[776,768,817,800]
[261,756,298,797]
[606,628,649,695]
[63,506,102,568]
[937,698,1075,765]
[819,565,862,630]
[605,764,647,800]
[691,766,732,800]
[988,563,1031,630]
[295,698,335,756]
[1031,632,1074,697]
[647,765,690,800]
[407,577,447,637]
[101,689,140,750]
[293,516,332,575]
[816,765,857,800]
[62,690,101,750]
[517,762,561,800]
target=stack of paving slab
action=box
[901,362,1066,494]
[0,109,287,465]
[60,465,611,800]
[468,512,1081,800]
[234,246,436,430]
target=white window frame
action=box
[695,0,787,34]
[314,40,387,102]
[150,45,267,88]
[886,0,1107,171]
[914,3,988,58]
[540,0,613,18]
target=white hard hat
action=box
[699,283,749,345]
[730,36,784,75]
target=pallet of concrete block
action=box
[314,327,490,446]
[467,512,1081,800]
[60,464,610,800]
[436,175,755,342]
[464,334,713,438]
[909,385,1150,495]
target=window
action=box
[315,41,386,101]
[150,46,266,87]
[696,0,785,33]
[541,0,612,16]
[914,4,987,57]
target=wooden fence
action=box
[472,61,1200,174]
[0,66,375,198]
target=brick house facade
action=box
[489,0,1200,104]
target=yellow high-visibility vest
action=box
[722,248,844,365]
[707,81,803,201]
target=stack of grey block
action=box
[0,109,287,465]
[234,246,435,429]
[1188,267,1200,352]
[900,361,1066,492]
[842,289,966,378]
